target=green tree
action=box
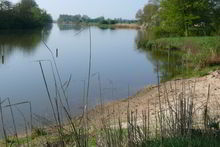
[160,0,218,36]
[136,2,160,26]
[0,0,12,10]
[0,0,52,29]
[212,1,220,35]
[20,0,37,9]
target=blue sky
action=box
[10,0,148,20]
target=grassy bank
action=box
[137,36,220,79]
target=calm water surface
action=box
[0,24,179,134]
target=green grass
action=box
[137,36,220,80]
[88,137,96,147]
[2,127,219,147]
[154,36,220,50]
[142,136,220,147]
[139,36,220,55]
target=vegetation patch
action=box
[0,0,52,29]
[136,35,220,80]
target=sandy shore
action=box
[88,71,220,127]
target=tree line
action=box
[0,0,52,29]
[136,0,220,37]
[58,14,137,25]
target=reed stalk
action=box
[0,97,8,147]
[39,61,58,124]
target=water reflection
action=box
[0,28,51,64]
[57,24,84,31]
[135,31,185,81]
[57,23,116,31]
[0,25,160,135]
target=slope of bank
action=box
[89,70,220,128]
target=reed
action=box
[42,33,71,113]
[39,61,58,124]
[84,27,92,147]
[6,98,18,143]
[3,101,33,145]
[0,98,8,147]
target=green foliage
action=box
[136,3,160,26]
[212,5,220,35]
[0,0,52,29]
[32,128,47,139]
[136,0,220,79]
[159,0,218,36]
[58,14,82,24]
[137,0,220,37]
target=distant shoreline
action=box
[113,23,141,29]
[57,22,141,30]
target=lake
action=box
[0,24,180,134]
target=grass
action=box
[143,135,220,147]
[136,35,220,80]
[137,36,220,50]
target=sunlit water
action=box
[0,24,180,135]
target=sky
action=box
[10,0,148,20]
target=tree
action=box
[136,9,143,22]
[82,15,90,22]
[0,0,52,29]
[160,0,218,36]
[136,2,160,28]
[0,0,12,10]
[20,0,37,9]
[213,1,220,35]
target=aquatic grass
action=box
[15,106,29,146]
[20,27,90,146]
[0,98,8,147]
[42,34,71,113]
[91,72,104,113]
[3,101,33,145]
[38,60,58,124]
[85,26,92,121]
[27,26,94,146]
[63,106,81,147]
[0,100,33,146]
[6,98,18,144]
[72,26,93,146]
